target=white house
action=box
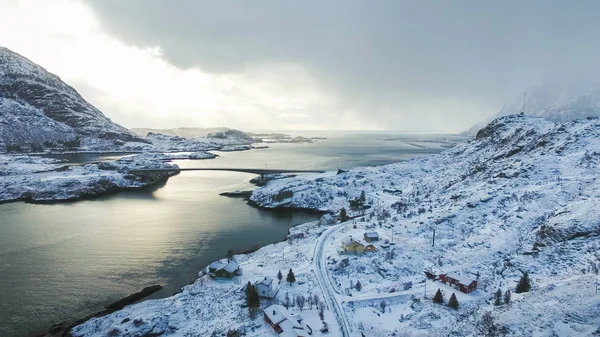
[318,213,336,226]
[255,276,279,298]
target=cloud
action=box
[4,0,600,132]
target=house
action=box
[208,260,240,278]
[439,273,478,294]
[341,235,375,254]
[208,261,227,274]
[255,277,279,298]
[342,235,365,254]
[264,304,312,337]
[318,213,336,226]
[363,231,379,242]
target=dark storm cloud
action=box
[82,0,600,130]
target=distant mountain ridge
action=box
[131,127,232,138]
[464,80,600,135]
[0,46,147,152]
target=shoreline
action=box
[35,202,325,337]
[35,285,163,337]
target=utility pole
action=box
[521,92,527,114]
[432,229,436,247]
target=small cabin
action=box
[439,273,478,294]
[364,231,379,242]
[209,261,240,278]
[364,244,377,252]
[319,213,337,226]
[342,235,376,254]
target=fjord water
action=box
[0,132,456,336]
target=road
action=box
[311,192,390,337]
[312,223,352,337]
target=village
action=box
[201,204,490,337]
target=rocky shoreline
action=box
[36,285,163,337]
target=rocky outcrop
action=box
[0,47,148,152]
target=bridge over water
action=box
[129,168,326,175]
[130,167,328,184]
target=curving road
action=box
[311,192,389,337]
[313,223,352,337]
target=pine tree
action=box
[339,207,349,222]
[287,268,296,285]
[448,293,459,309]
[277,270,283,284]
[359,191,366,203]
[494,288,502,306]
[504,289,511,305]
[433,288,444,304]
[516,271,531,293]
[355,280,362,291]
[245,282,260,310]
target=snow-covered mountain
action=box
[0,47,147,152]
[464,81,600,135]
[70,114,600,337]
[131,126,231,138]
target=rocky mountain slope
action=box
[465,81,600,135]
[0,47,148,152]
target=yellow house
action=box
[342,235,375,254]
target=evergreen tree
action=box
[245,282,260,310]
[433,288,444,304]
[287,268,296,285]
[359,191,366,203]
[494,288,502,306]
[339,207,349,222]
[355,280,362,291]
[516,271,531,293]
[504,289,511,305]
[277,270,283,283]
[448,293,459,309]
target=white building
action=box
[255,276,279,298]
[319,213,336,226]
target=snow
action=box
[57,114,600,336]
[464,80,600,135]
[0,154,178,203]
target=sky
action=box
[1,0,600,132]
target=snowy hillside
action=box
[70,114,600,337]
[0,47,148,152]
[251,114,600,335]
[465,81,600,135]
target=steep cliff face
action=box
[0,47,147,152]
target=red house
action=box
[264,304,312,336]
[439,273,478,294]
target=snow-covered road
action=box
[311,192,391,337]
[313,222,352,337]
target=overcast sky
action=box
[2,0,600,132]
